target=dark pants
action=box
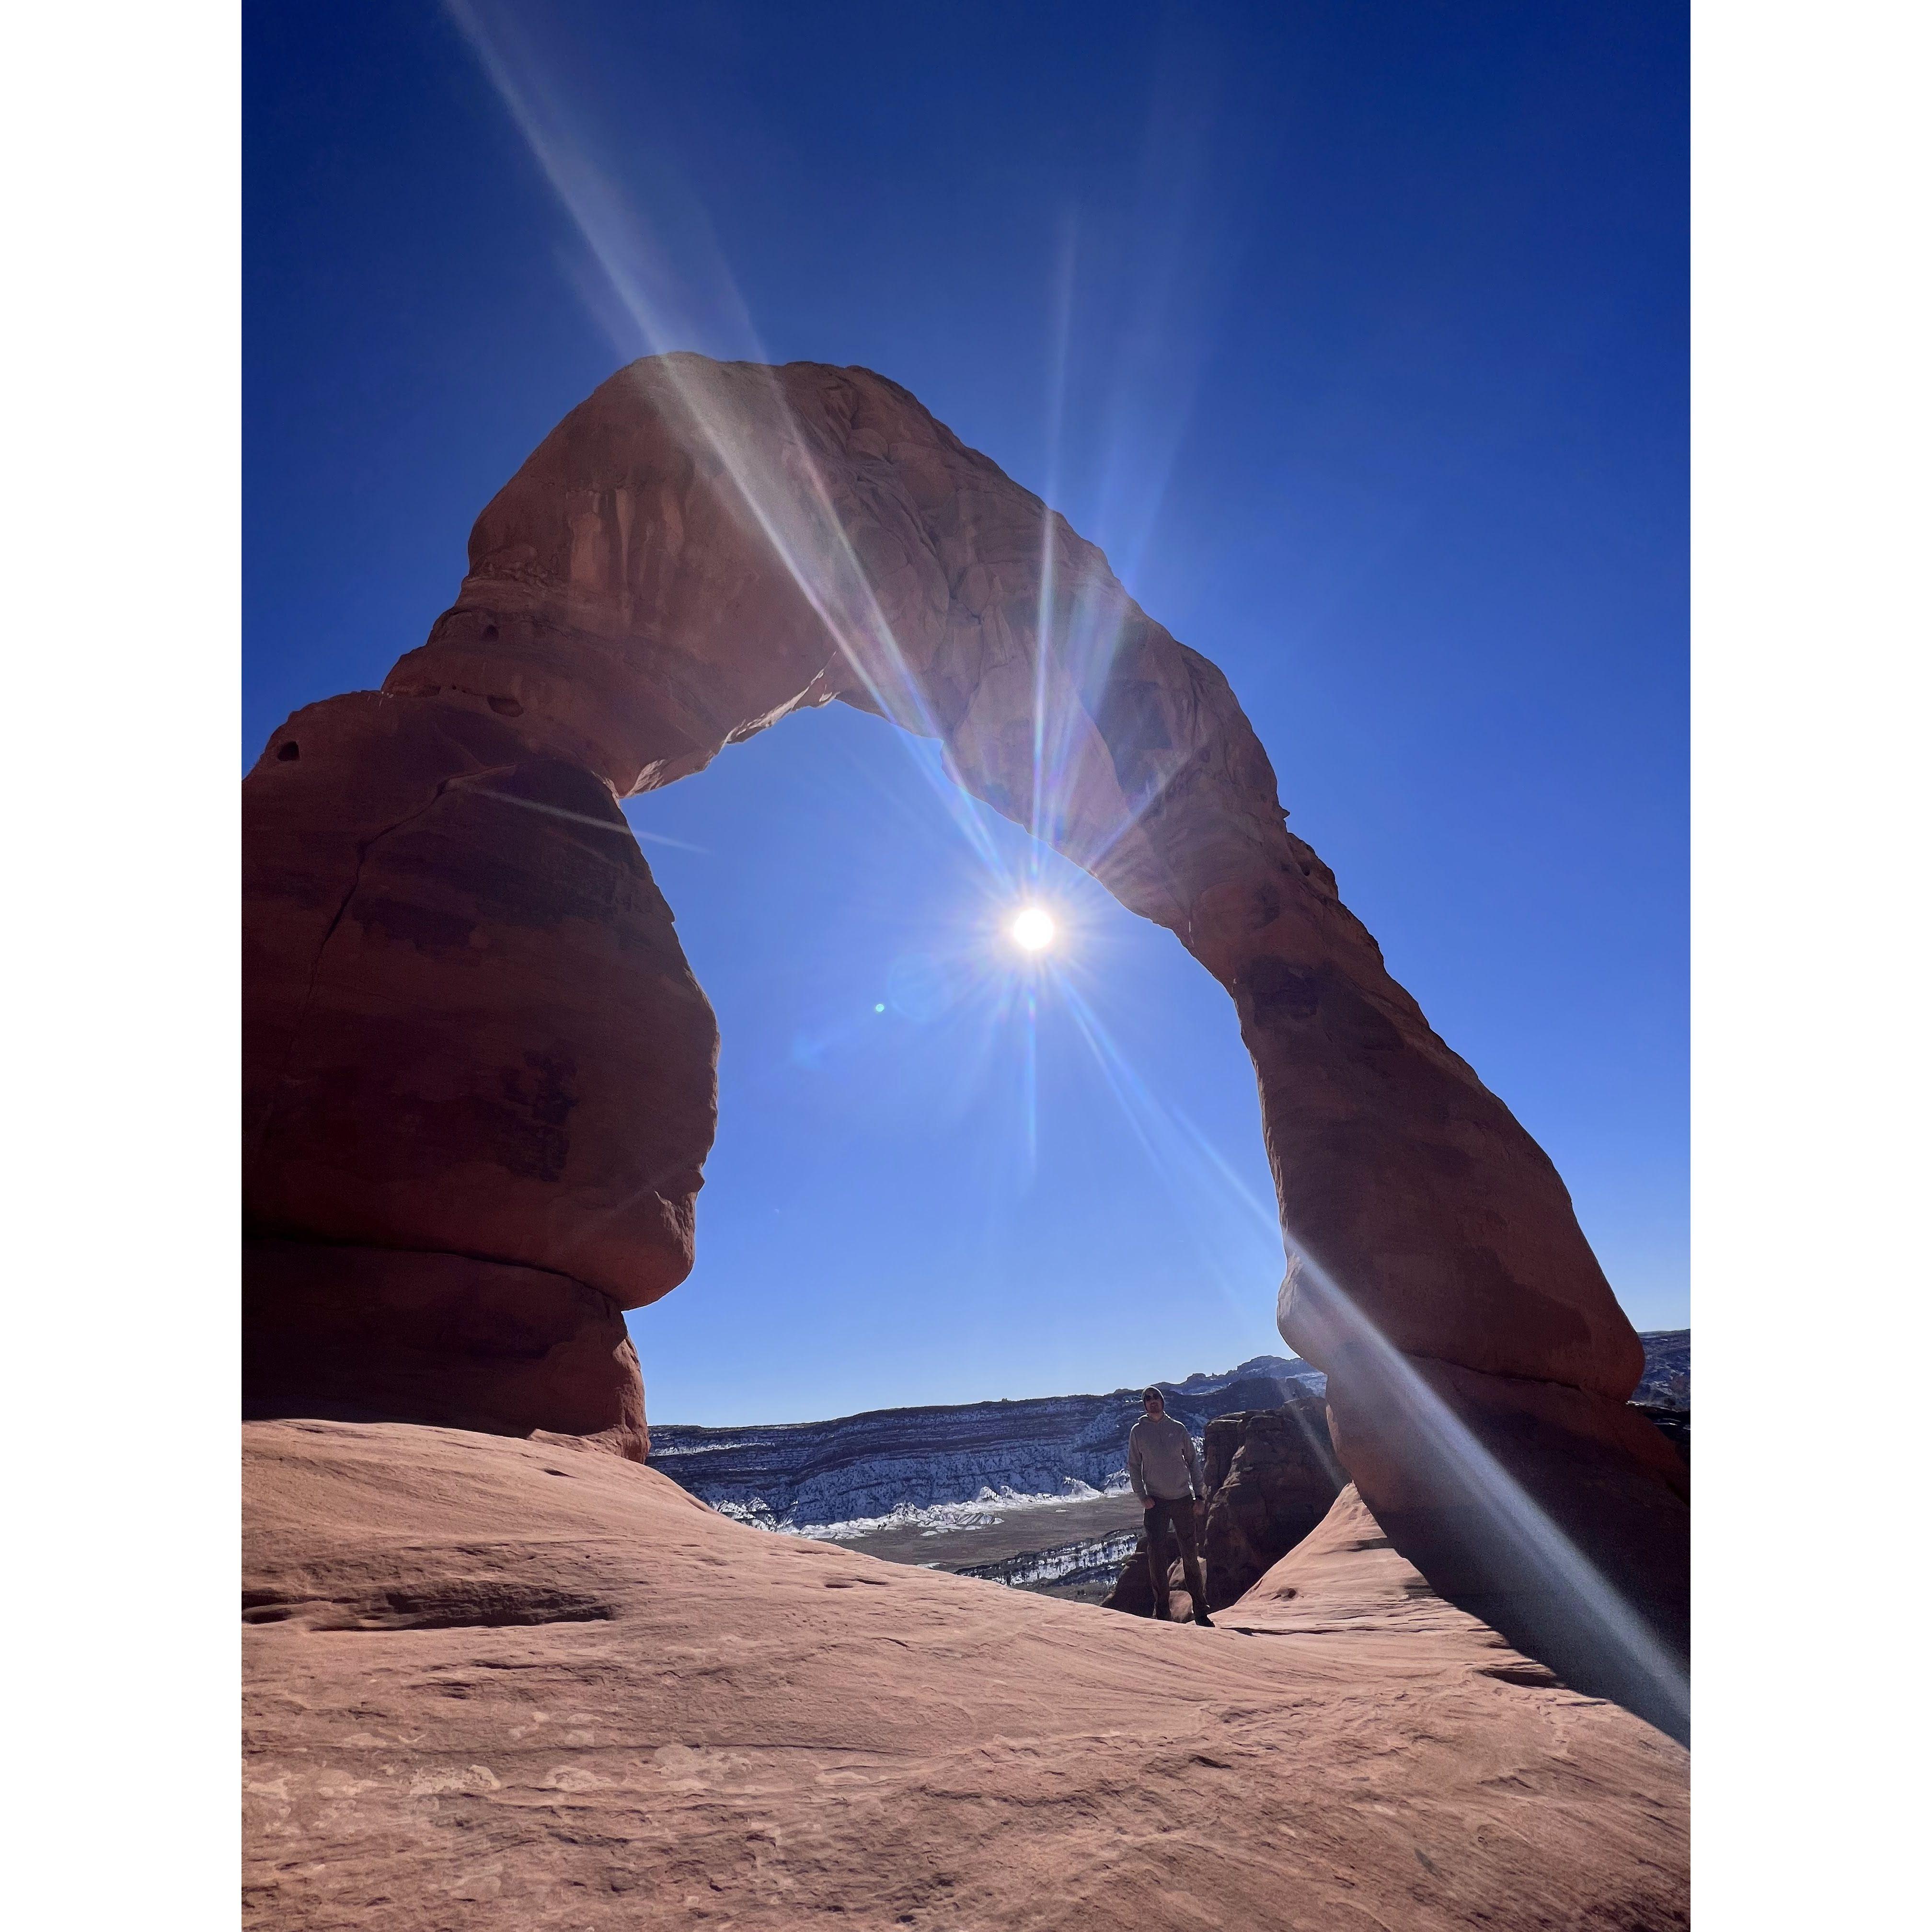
[1144,1496,1208,1621]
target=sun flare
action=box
[1010,905,1057,953]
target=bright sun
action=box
[1010,906,1057,953]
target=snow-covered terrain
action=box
[950,1529,1145,1592]
[721,1475,1131,1543]
[647,1357,1317,1532]
[647,1335,1690,1545]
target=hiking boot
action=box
[1195,1612,1215,1629]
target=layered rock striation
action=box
[244,693,717,1309]
[1634,1328,1690,1408]
[242,691,717,1458]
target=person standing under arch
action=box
[1127,1387,1213,1626]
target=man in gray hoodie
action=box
[1127,1387,1213,1626]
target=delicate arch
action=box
[243,355,1686,1737]
[385,353,1641,1396]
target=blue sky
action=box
[247,0,1687,1425]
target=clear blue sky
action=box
[247,0,1687,1425]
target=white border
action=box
[1695,2,1928,1923]
[6,4,240,1924]
[12,1,1930,1922]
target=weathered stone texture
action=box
[244,690,717,1312]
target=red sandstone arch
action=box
[243,354,1687,1734]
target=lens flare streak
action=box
[1052,976,1275,1312]
[444,0,1016,893]
[1277,1250,1690,1738]
[1062,969,1686,1735]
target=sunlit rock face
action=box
[245,690,716,1302]
[243,355,1683,1721]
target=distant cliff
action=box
[646,1334,1689,1534]
[646,1357,1317,1530]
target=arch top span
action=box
[385,353,1643,1404]
[388,352,1292,937]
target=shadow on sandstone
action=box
[242,1238,651,1462]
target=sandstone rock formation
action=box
[384,354,1641,1397]
[1104,1391,1346,1618]
[243,1418,1689,1930]
[1200,1392,1350,1605]
[244,691,717,1303]
[243,690,716,1452]
[243,1240,650,1461]
[1316,1334,1689,1736]
[243,352,1686,1733]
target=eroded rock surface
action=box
[243,1240,649,1461]
[243,1420,1688,1931]
[242,690,717,1445]
[1633,1403,1690,1464]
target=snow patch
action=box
[715,1472,1132,1542]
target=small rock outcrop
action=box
[1104,1391,1346,1617]
[1201,1393,1351,1604]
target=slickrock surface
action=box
[1632,1404,1690,1465]
[243,1420,1688,1931]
